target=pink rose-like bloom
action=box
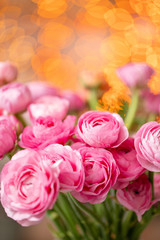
[0,118,16,158]
[134,121,160,172]
[28,96,69,122]
[76,111,128,148]
[142,89,160,115]
[19,115,75,149]
[26,81,59,101]
[0,61,18,85]
[111,137,145,189]
[0,82,31,113]
[117,174,153,221]
[72,147,119,204]
[1,149,60,226]
[154,173,160,200]
[60,90,85,111]
[116,63,154,88]
[43,144,84,192]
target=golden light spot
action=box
[0,19,18,43]
[129,0,150,16]
[148,75,160,94]
[131,43,149,62]
[104,8,133,31]
[38,22,74,49]
[115,0,135,13]
[37,0,67,18]
[1,6,21,18]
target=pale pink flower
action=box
[26,81,59,101]
[142,89,160,115]
[0,149,60,226]
[117,174,153,221]
[111,137,145,189]
[60,90,85,111]
[0,61,18,85]
[19,115,75,149]
[0,82,31,113]
[0,114,23,133]
[43,144,84,192]
[134,121,160,172]
[28,96,69,123]
[0,118,16,158]
[72,147,119,204]
[116,63,154,88]
[76,111,128,148]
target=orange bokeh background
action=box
[0,0,160,95]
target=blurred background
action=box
[0,0,160,239]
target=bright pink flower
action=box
[111,137,145,189]
[0,82,31,113]
[142,89,160,115]
[76,111,128,148]
[154,173,160,200]
[43,144,84,192]
[117,174,153,221]
[26,81,59,101]
[28,96,69,122]
[72,147,119,204]
[116,63,154,88]
[0,61,18,85]
[19,115,75,149]
[0,149,59,226]
[134,121,160,172]
[60,90,85,111]
[0,118,16,158]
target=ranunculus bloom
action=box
[19,115,76,149]
[134,121,160,172]
[111,137,145,189]
[154,173,160,200]
[0,118,16,158]
[0,61,18,85]
[60,90,85,111]
[116,174,153,221]
[0,114,23,134]
[0,82,31,113]
[1,149,60,226]
[142,89,160,115]
[72,147,119,204]
[43,144,84,192]
[116,63,154,88]
[26,81,59,101]
[76,111,128,148]
[28,96,69,122]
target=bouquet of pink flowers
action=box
[0,61,160,240]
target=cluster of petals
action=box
[0,149,60,226]
[116,174,153,221]
[28,96,69,123]
[76,111,128,148]
[71,146,119,204]
[111,137,145,189]
[134,121,160,172]
[19,115,76,149]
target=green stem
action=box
[124,88,139,130]
[88,87,98,110]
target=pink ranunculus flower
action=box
[19,115,76,149]
[116,174,153,221]
[28,96,69,123]
[134,121,160,172]
[72,147,119,204]
[0,82,31,113]
[60,90,85,111]
[0,118,16,158]
[26,81,59,101]
[1,149,60,226]
[116,63,155,88]
[76,111,128,148]
[111,137,145,189]
[0,114,23,134]
[142,89,160,115]
[0,61,18,85]
[43,144,84,192]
